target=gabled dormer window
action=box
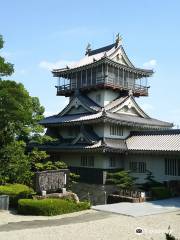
[110,124,123,136]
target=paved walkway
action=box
[0,209,180,239]
[92,197,180,217]
[0,211,111,232]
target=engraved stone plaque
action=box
[35,169,69,193]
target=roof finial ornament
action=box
[115,33,122,48]
[85,43,91,55]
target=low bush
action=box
[18,198,90,216]
[0,184,35,208]
[142,171,163,191]
[151,186,172,199]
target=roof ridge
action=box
[105,95,128,110]
[88,43,115,56]
[130,129,180,136]
[78,94,101,109]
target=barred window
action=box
[129,161,146,173]
[110,124,123,136]
[165,159,180,176]
[81,156,94,167]
[109,157,116,167]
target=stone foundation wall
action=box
[70,182,120,205]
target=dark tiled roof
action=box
[106,112,172,128]
[103,138,127,150]
[77,94,101,111]
[130,129,180,136]
[34,137,127,153]
[126,129,180,152]
[39,112,102,125]
[40,110,172,129]
[88,43,115,56]
[34,129,180,153]
[105,96,128,111]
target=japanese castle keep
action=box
[40,34,180,184]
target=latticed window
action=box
[109,157,116,167]
[81,156,94,167]
[110,124,123,136]
[129,161,146,173]
[165,159,180,176]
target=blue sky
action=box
[1,0,180,126]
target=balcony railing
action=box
[56,76,148,96]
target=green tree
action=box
[106,170,136,189]
[0,35,68,186]
[0,35,49,185]
[0,141,32,185]
[0,35,14,77]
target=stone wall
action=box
[71,182,120,205]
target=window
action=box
[81,156,88,166]
[110,124,123,136]
[109,157,116,167]
[81,156,94,167]
[165,159,180,176]
[129,161,146,173]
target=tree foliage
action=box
[0,35,14,77]
[0,35,55,185]
[0,80,45,145]
[106,171,136,189]
[0,141,32,185]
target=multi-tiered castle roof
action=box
[39,35,180,154]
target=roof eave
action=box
[52,57,154,77]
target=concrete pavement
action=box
[92,197,180,217]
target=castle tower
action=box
[39,35,175,184]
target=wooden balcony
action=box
[56,76,149,97]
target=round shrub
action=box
[18,198,90,216]
[0,184,35,208]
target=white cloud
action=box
[39,60,75,71]
[143,59,157,68]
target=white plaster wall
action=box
[93,123,131,139]
[104,123,130,139]
[93,124,104,137]
[104,90,119,106]
[124,154,180,184]
[87,89,119,107]
[58,152,124,170]
[60,152,107,169]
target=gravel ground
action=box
[0,209,180,240]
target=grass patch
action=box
[18,198,90,216]
[0,184,35,208]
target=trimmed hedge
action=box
[151,186,172,199]
[18,198,90,216]
[0,184,35,208]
